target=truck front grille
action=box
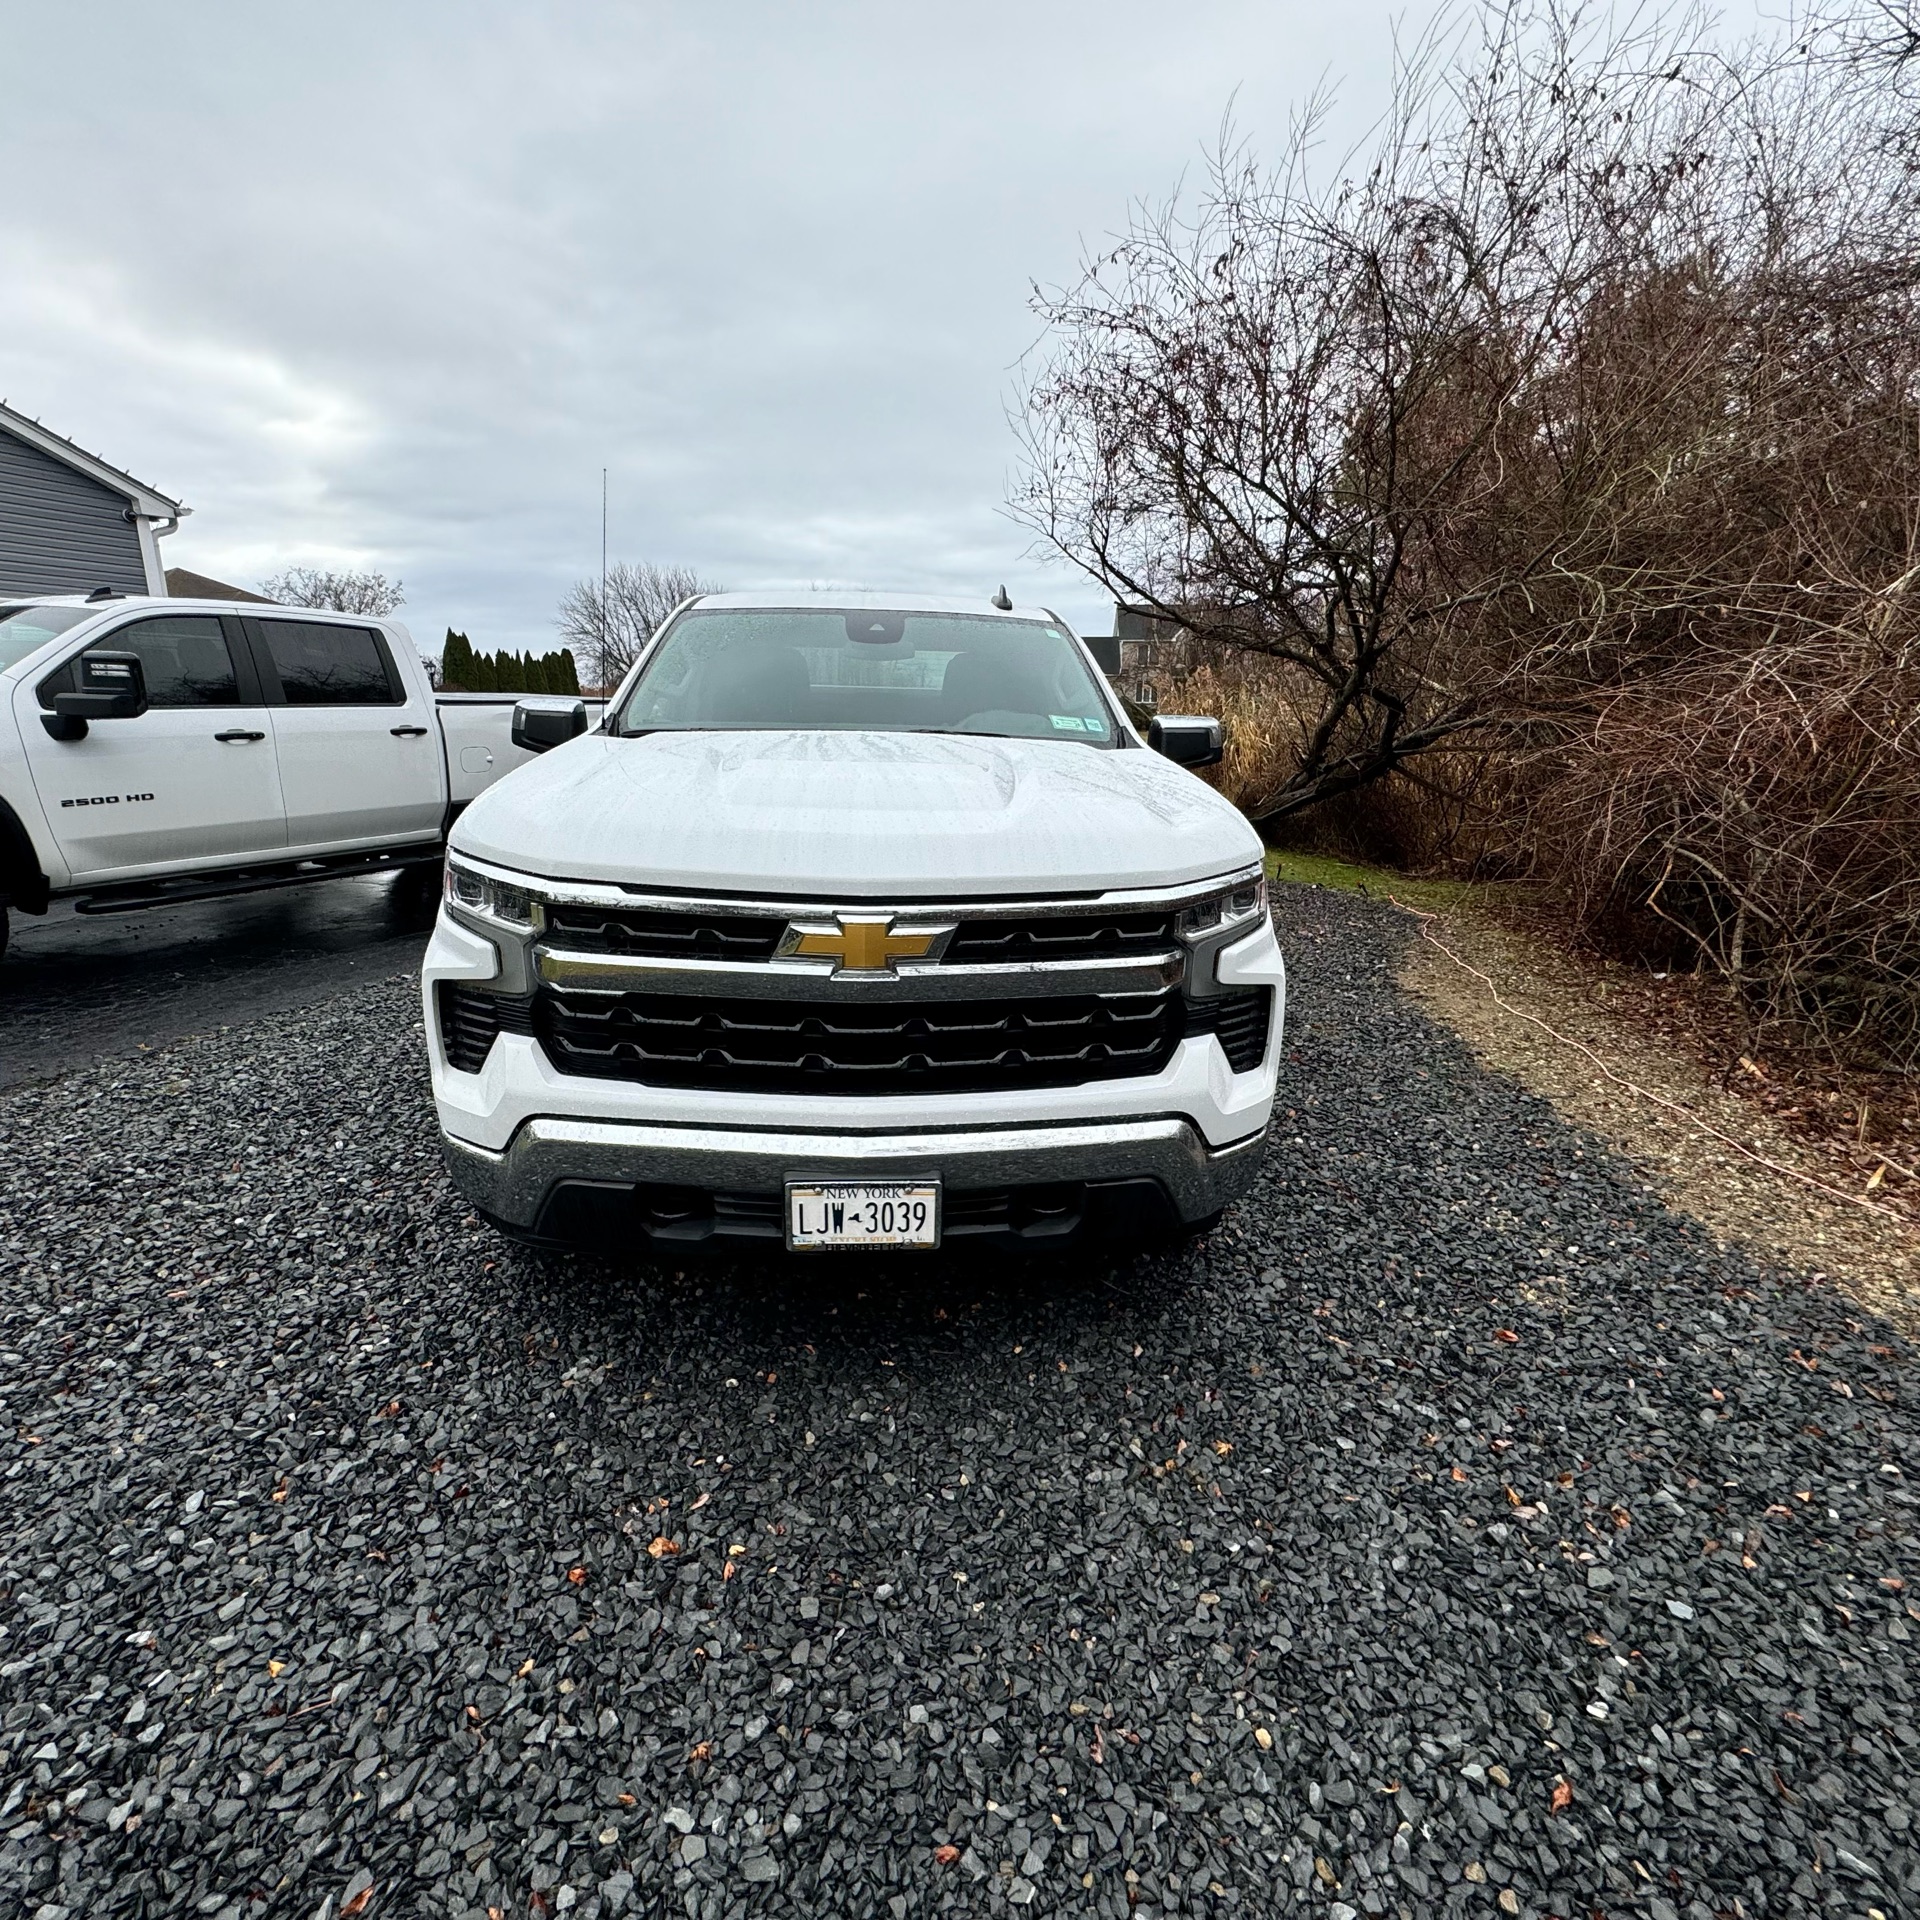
[542,903,786,962]
[532,986,1181,1095]
[941,911,1174,963]
[540,901,1177,966]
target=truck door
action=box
[18,612,286,880]
[245,617,445,849]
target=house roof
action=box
[164,567,270,603]
[0,399,187,520]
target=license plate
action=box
[785,1181,941,1250]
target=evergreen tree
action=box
[469,649,496,693]
[557,648,581,694]
[526,653,552,695]
[442,629,474,690]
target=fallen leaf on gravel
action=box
[689,1741,712,1763]
[1610,1506,1631,1529]
[271,1481,289,1503]
[1450,1466,1469,1482]
[934,1845,961,1865]
[1494,1329,1520,1344]
[377,1399,401,1418]
[567,1566,587,1585]
[1504,1486,1521,1505]
[516,1658,534,1678]
[617,1792,636,1806]
[1211,1440,1233,1456]
[648,1537,681,1558]
[266,1659,285,1678]
[1881,1576,1907,1591]
[1463,1861,1487,1884]
[1089,1727,1105,1764]
[1550,1778,1573,1814]
[1498,1891,1520,1915]
[342,1889,374,1918]
[691,1491,710,1509]
[722,1561,736,1582]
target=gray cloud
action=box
[3,0,1439,650]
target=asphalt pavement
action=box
[0,875,434,1092]
[0,888,1915,1919]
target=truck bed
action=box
[436,693,608,806]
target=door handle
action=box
[391,725,430,737]
[214,729,267,742]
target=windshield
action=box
[614,608,1119,745]
[0,603,96,674]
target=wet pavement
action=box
[0,874,434,1091]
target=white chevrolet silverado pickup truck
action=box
[424,591,1285,1254]
[0,593,595,954]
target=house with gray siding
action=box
[0,400,187,598]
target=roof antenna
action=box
[86,586,123,602]
[991,585,1012,610]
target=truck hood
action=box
[450,729,1263,897]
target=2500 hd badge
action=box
[60,792,155,808]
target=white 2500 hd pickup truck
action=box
[425,591,1286,1253]
[0,593,594,954]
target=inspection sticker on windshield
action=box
[786,1181,940,1250]
[1050,713,1094,731]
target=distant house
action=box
[0,400,187,598]
[162,567,270,603]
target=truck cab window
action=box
[258,620,399,705]
[39,615,243,708]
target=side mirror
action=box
[512,696,589,754]
[1148,714,1224,769]
[55,650,148,720]
[42,650,148,740]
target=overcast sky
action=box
[2,1,1461,651]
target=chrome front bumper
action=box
[442,1114,1268,1240]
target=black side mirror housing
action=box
[512,697,589,754]
[53,650,149,721]
[1148,714,1224,769]
[42,650,148,740]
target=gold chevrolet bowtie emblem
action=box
[779,915,950,972]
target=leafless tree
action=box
[1020,0,1920,1062]
[260,567,406,616]
[557,562,720,690]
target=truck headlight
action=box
[1177,870,1268,937]
[445,856,541,930]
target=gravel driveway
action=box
[2,890,1914,1920]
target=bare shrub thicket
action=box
[1021,2,1920,1064]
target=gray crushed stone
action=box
[0,889,1914,1918]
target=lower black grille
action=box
[438,984,535,1073]
[1186,988,1272,1072]
[534,987,1180,1095]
